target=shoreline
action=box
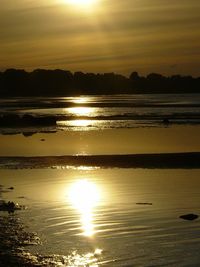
[0,152,200,169]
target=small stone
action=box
[179,214,198,221]
[136,202,152,205]
[163,118,170,124]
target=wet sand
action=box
[0,184,40,267]
[0,214,80,267]
[0,215,40,267]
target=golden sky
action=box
[0,0,200,76]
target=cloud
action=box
[0,0,200,75]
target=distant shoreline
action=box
[0,152,200,169]
[1,69,200,96]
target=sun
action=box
[65,0,98,8]
[68,0,96,4]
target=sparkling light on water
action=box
[68,179,100,237]
[68,107,94,116]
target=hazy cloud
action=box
[0,0,200,75]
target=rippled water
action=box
[1,168,200,266]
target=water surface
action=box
[1,94,200,266]
[1,168,200,266]
[1,94,200,132]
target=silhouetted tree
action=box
[2,69,28,95]
[0,69,199,96]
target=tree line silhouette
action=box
[0,69,199,96]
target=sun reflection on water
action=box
[58,119,99,129]
[71,119,93,127]
[66,248,103,267]
[68,179,100,237]
[72,97,90,104]
[68,107,94,116]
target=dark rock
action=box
[0,201,25,213]
[8,187,14,190]
[22,114,35,124]
[41,130,57,134]
[22,132,36,137]
[0,114,56,127]
[179,213,198,221]
[162,118,170,124]
[0,114,20,126]
[33,116,56,126]
[136,202,152,205]
[40,139,45,141]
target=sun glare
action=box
[64,0,98,10]
[69,179,100,210]
[68,107,94,116]
[68,179,100,237]
[68,0,96,5]
[72,97,90,104]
